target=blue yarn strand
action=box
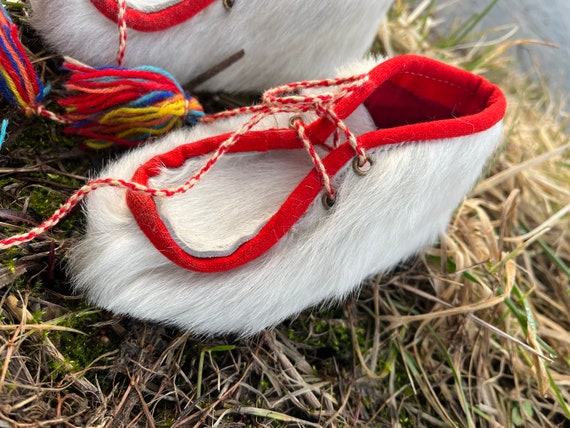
[0,119,8,149]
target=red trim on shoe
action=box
[126,55,507,273]
[90,0,216,32]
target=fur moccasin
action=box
[68,55,506,335]
[29,0,393,92]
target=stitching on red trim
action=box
[399,71,475,95]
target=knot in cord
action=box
[261,77,369,165]
[204,73,370,199]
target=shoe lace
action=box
[203,74,370,200]
[0,74,370,249]
[116,0,128,66]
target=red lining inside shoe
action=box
[125,55,506,273]
[90,0,216,32]
[364,71,486,129]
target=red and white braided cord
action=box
[34,105,70,124]
[206,74,369,162]
[0,73,369,249]
[116,0,128,66]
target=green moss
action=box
[5,275,44,298]
[46,309,116,377]
[20,184,81,233]
[3,247,23,258]
[26,187,65,219]
[7,116,74,156]
[2,257,17,274]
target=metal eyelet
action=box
[322,193,336,210]
[223,0,234,10]
[352,153,374,176]
[288,115,303,129]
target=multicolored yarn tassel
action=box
[0,5,52,119]
[0,4,204,148]
[60,62,205,148]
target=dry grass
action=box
[1,0,570,426]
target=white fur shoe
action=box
[28,0,392,92]
[68,55,506,335]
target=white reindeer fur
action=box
[68,58,503,336]
[28,0,392,92]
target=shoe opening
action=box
[363,69,490,129]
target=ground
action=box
[1,1,569,427]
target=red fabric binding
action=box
[90,0,217,32]
[126,55,507,273]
